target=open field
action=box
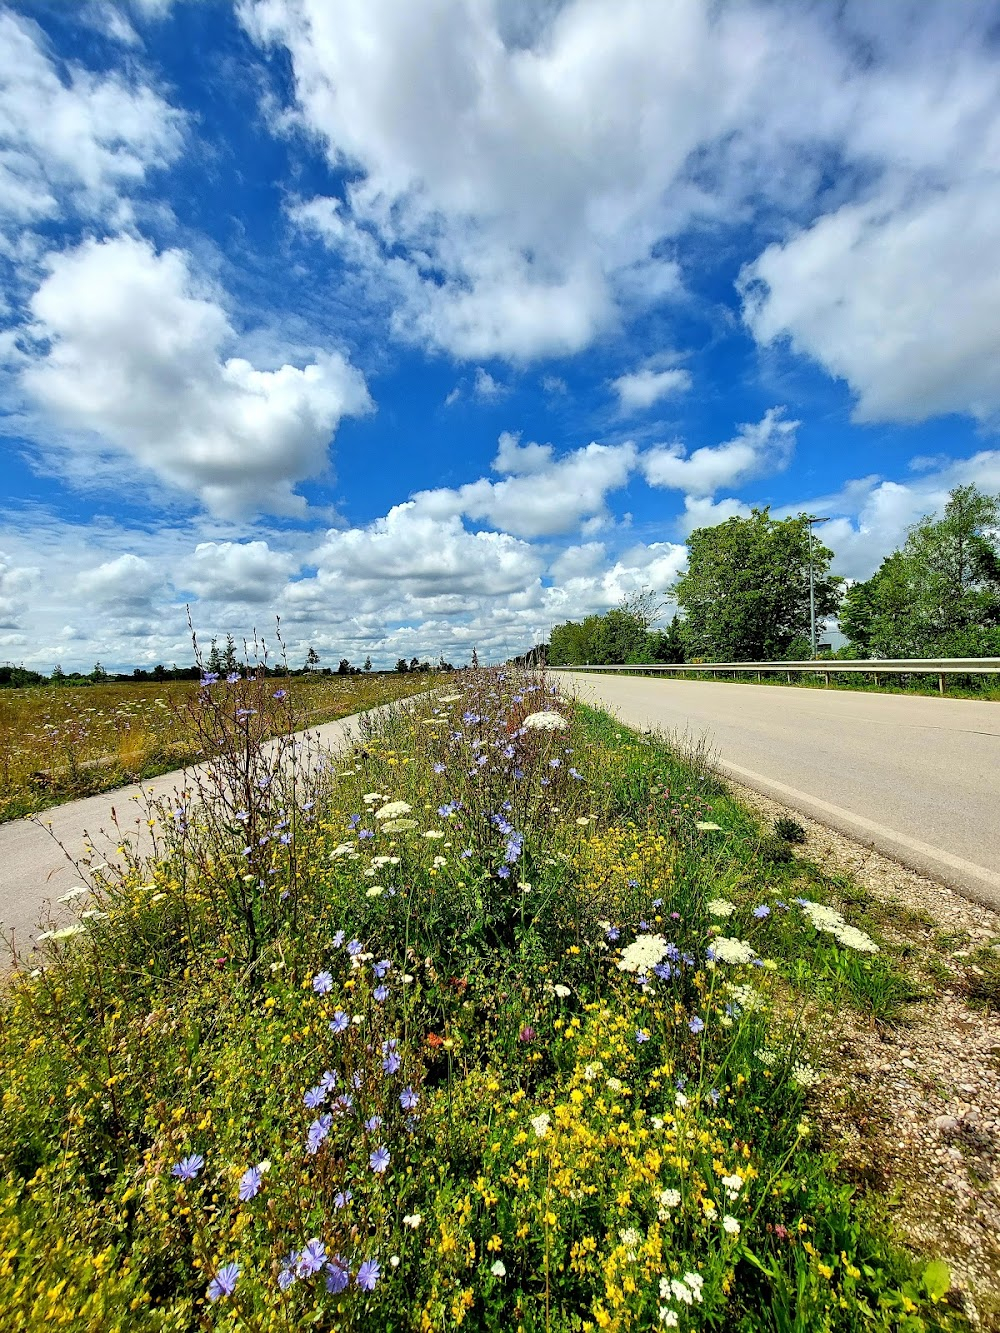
[0,674,439,824]
[1,668,994,1330]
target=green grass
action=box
[0,672,967,1331]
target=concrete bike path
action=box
[0,710,379,957]
[558,671,1000,912]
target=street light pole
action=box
[804,515,825,659]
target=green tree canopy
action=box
[671,509,842,661]
[841,485,1000,657]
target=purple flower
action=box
[639,920,649,932]
[297,1238,327,1277]
[369,1146,391,1174]
[753,904,771,919]
[356,1258,381,1291]
[373,985,389,1002]
[306,1114,332,1155]
[504,831,524,864]
[373,959,391,979]
[304,1086,327,1110]
[238,1165,262,1201]
[364,1115,382,1132]
[497,865,511,879]
[207,1262,240,1302]
[332,929,345,947]
[347,939,362,956]
[273,688,287,700]
[320,1069,338,1090]
[326,1258,350,1294]
[278,1265,297,1292]
[382,1052,401,1075]
[312,971,334,995]
[433,762,446,774]
[227,671,241,684]
[334,1189,352,1209]
[652,897,663,908]
[330,1010,349,1034]
[635,1029,650,1044]
[653,963,672,981]
[606,926,620,942]
[200,672,219,686]
[400,1087,419,1111]
[171,1154,204,1181]
[347,814,361,828]
[331,1093,354,1116]
[689,1016,705,1034]
[518,1025,536,1043]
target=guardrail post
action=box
[824,672,830,686]
[939,672,945,695]
[786,670,792,684]
[874,672,880,688]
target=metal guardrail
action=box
[551,658,1000,694]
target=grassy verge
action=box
[0,671,964,1331]
[559,668,1000,703]
[0,673,438,823]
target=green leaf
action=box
[921,1259,951,1302]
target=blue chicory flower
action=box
[171,1154,204,1181]
[207,1262,240,1302]
[356,1258,380,1291]
[238,1165,262,1201]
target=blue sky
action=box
[2,0,999,671]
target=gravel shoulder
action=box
[726,775,1000,1328]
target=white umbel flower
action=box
[523,710,567,731]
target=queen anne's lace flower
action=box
[798,899,879,952]
[375,800,412,820]
[523,710,568,731]
[617,933,669,974]
[707,898,736,917]
[711,937,756,964]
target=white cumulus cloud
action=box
[643,408,798,497]
[22,234,373,517]
[612,365,692,413]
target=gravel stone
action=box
[725,775,1000,1326]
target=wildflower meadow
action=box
[0,668,965,1331]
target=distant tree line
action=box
[543,486,1000,666]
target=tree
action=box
[306,646,321,670]
[841,485,1000,657]
[395,658,408,673]
[363,655,372,672]
[91,661,107,682]
[650,615,685,663]
[51,664,65,682]
[409,656,420,673]
[223,634,238,674]
[337,658,352,675]
[471,647,480,669]
[671,509,842,661]
[207,638,223,674]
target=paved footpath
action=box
[0,711,375,958]
[559,672,1000,912]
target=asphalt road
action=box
[0,711,376,961]
[558,672,1000,912]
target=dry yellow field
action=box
[0,672,437,822]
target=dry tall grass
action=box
[0,673,438,822]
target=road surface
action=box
[558,671,1000,911]
[0,710,379,960]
